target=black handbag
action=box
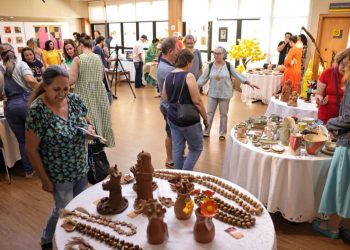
[176,73,200,123]
[87,139,110,184]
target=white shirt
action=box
[132,40,145,63]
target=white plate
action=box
[271,144,285,153]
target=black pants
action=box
[134,62,144,88]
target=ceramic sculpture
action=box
[280,79,293,102]
[97,165,129,215]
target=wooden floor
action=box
[0,83,349,249]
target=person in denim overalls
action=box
[0,43,38,177]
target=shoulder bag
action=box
[175,73,200,123]
[87,139,110,184]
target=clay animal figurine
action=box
[97,165,129,215]
[143,199,169,245]
[287,91,298,107]
[280,79,293,102]
[130,151,155,210]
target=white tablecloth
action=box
[110,58,136,82]
[222,129,332,222]
[265,97,318,119]
[55,170,276,250]
[0,102,21,168]
[241,73,283,104]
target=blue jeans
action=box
[168,120,203,171]
[5,96,33,174]
[41,176,88,244]
[134,62,144,87]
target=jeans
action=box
[134,62,144,87]
[41,176,88,244]
[4,96,33,174]
[204,97,230,136]
[168,120,203,171]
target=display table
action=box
[144,62,158,81]
[109,57,136,82]
[55,170,276,250]
[241,73,283,104]
[0,102,21,169]
[265,97,318,119]
[222,128,332,222]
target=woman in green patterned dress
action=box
[25,66,95,249]
[69,36,115,147]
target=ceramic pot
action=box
[174,193,193,220]
[303,134,328,155]
[193,208,215,243]
[288,133,302,155]
[147,216,169,244]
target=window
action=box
[109,23,122,48]
[139,22,153,43]
[123,23,137,48]
[156,21,168,38]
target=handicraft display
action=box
[130,151,156,211]
[143,199,169,245]
[97,165,129,215]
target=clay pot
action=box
[193,208,215,243]
[147,217,168,244]
[174,193,193,220]
[303,134,328,155]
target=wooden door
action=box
[313,14,350,79]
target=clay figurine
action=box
[130,151,155,210]
[169,175,195,220]
[279,117,296,146]
[97,165,129,215]
[143,199,169,245]
[280,79,293,103]
[287,91,298,107]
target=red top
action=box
[317,67,344,124]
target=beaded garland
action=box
[153,170,263,229]
[62,219,142,250]
[61,208,137,236]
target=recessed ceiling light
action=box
[9,16,14,19]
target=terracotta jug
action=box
[147,216,169,244]
[193,208,215,243]
[174,193,193,220]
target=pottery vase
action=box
[147,216,169,244]
[174,193,193,220]
[193,208,215,243]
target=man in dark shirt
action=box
[93,36,109,68]
[277,32,292,65]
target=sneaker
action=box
[165,162,174,169]
[219,136,226,141]
[203,133,209,138]
[25,171,35,179]
[41,242,53,250]
[312,220,339,239]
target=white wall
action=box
[0,0,88,18]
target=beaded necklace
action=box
[153,170,263,228]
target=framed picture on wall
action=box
[4,26,11,34]
[219,27,228,42]
[16,37,23,44]
[15,26,22,33]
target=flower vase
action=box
[174,193,193,220]
[193,208,215,243]
[147,216,169,244]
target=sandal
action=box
[219,136,225,141]
[312,220,339,239]
[340,228,350,241]
[165,162,174,169]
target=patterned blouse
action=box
[26,93,89,183]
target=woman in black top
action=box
[21,47,45,83]
[162,49,208,171]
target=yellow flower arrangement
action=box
[183,199,194,214]
[228,38,267,70]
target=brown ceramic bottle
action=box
[174,193,193,220]
[144,200,169,245]
[193,208,215,243]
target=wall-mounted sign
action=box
[332,29,343,38]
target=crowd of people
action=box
[0,28,350,247]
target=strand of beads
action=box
[73,210,137,236]
[65,219,142,250]
[197,176,264,216]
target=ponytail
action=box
[29,84,45,104]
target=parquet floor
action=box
[0,83,349,249]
